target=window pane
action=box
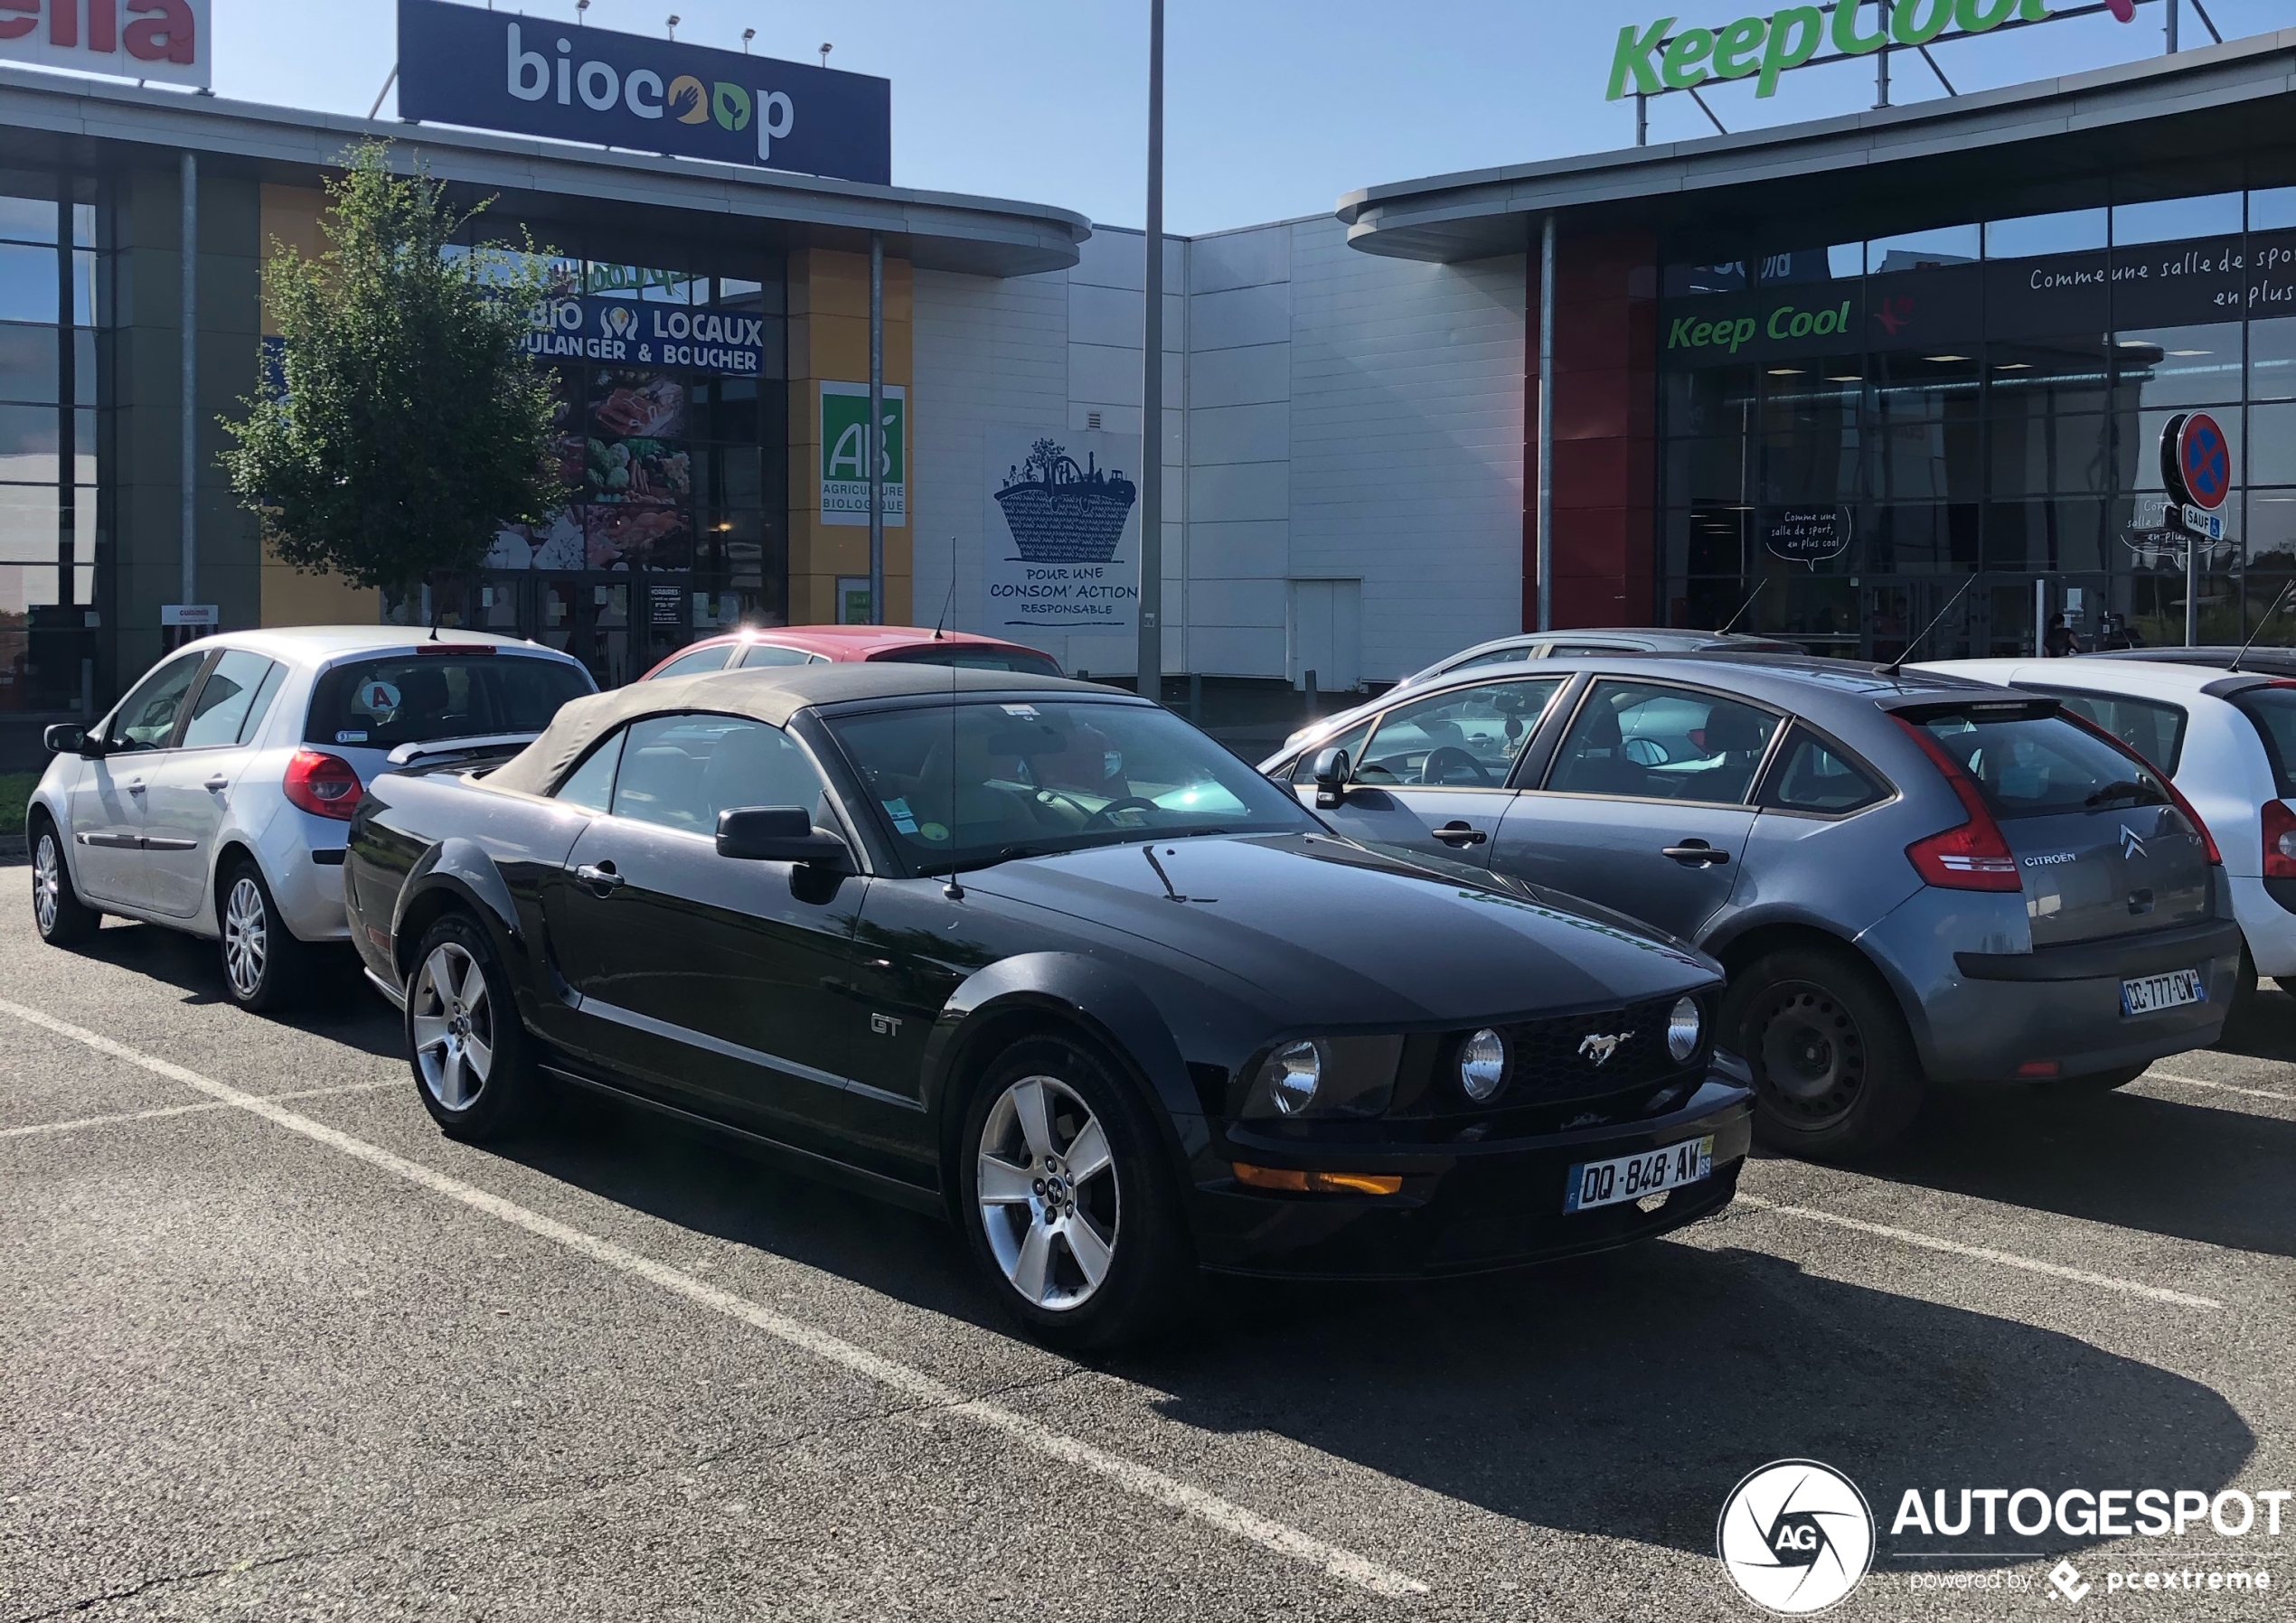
[1916,710,2170,820]
[2033,689,2188,774]
[612,714,826,834]
[0,243,55,324]
[0,196,54,245]
[736,642,815,668]
[2114,325,2242,409]
[236,660,287,745]
[649,644,731,680]
[0,323,57,403]
[1354,678,1565,787]
[1984,209,2107,258]
[2113,192,2243,246]
[107,653,205,749]
[0,403,55,481]
[1868,226,1979,273]
[180,652,278,750]
[1292,718,1372,784]
[553,731,624,811]
[305,654,593,747]
[1764,728,1884,813]
[2254,186,2296,232]
[1546,680,1779,803]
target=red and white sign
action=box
[0,1,210,90]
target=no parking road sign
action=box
[2161,411,2233,521]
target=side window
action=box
[106,653,207,750]
[1290,718,1374,784]
[179,652,278,749]
[1356,678,1566,788]
[1761,727,1887,815]
[651,645,732,680]
[1543,642,1636,657]
[1445,646,1536,676]
[737,643,818,669]
[2026,688,2187,775]
[610,715,830,835]
[553,731,625,812]
[235,661,288,744]
[1545,680,1780,803]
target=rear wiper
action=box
[2085,780,2166,809]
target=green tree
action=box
[221,141,565,615]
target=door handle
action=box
[1432,822,1488,847]
[204,774,230,792]
[127,779,146,794]
[1661,840,1730,866]
[575,861,626,894]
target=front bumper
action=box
[1183,1072,1754,1280]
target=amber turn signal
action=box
[1232,1163,1403,1196]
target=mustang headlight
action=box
[1241,1036,1402,1120]
[1457,1027,1508,1102]
[1667,995,1703,1064]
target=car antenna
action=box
[1878,575,1977,680]
[932,566,955,640]
[1717,580,1764,635]
[2227,580,2294,674]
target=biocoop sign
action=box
[397,0,889,185]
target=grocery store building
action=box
[8,20,2296,718]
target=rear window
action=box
[306,653,593,750]
[1914,707,2171,820]
[873,644,1064,678]
[2017,686,2187,775]
[2232,687,2296,798]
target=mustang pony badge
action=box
[1578,1032,1627,1066]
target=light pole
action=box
[1136,0,1164,701]
[742,27,755,52]
[820,42,833,67]
[665,15,679,41]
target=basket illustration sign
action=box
[983,430,1141,639]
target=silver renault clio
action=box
[25,627,593,1010]
[1266,652,2240,1158]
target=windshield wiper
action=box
[2085,780,2166,810]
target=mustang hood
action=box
[963,833,1715,1027]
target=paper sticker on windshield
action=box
[1001,704,1040,718]
[358,680,402,716]
[883,797,914,820]
[335,729,369,744]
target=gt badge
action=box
[1578,1032,1626,1066]
[870,1013,902,1036]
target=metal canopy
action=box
[1338,29,2296,263]
[0,64,1090,278]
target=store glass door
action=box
[1864,578,1982,664]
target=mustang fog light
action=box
[1262,1039,1322,1115]
[1458,1028,1507,1102]
[1233,1163,1403,1196]
[1667,996,1703,1064]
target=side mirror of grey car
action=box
[1312,746,1351,810]
[43,722,93,757]
[716,805,852,869]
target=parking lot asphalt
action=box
[4,863,2293,1621]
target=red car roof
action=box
[639,624,1059,680]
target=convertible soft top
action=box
[485,661,1109,798]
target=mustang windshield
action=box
[826,699,1315,869]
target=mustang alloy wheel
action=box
[974,1074,1121,1312]
[410,941,495,1112]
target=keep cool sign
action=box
[397,0,890,185]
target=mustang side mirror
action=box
[716,805,852,869]
[1311,746,1351,810]
[43,722,93,757]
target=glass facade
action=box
[1658,161,2296,657]
[397,246,790,690]
[0,172,102,711]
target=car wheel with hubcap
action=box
[30,817,100,946]
[1724,944,1922,1159]
[958,1035,1191,1349]
[219,858,310,1012]
[407,912,538,1141]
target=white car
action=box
[25,627,594,1010]
[1918,654,2296,1019]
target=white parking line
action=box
[0,1079,402,1140]
[0,997,1428,1600]
[2145,1071,2296,1104]
[1732,1194,2222,1310]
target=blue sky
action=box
[173,0,2294,234]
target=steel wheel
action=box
[409,943,495,1112]
[32,831,63,937]
[1752,980,1866,1130]
[222,876,270,1001]
[974,1074,1120,1313]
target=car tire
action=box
[1724,944,1924,1160]
[406,912,539,1142]
[218,858,312,1012]
[30,815,101,947]
[2223,943,2260,1035]
[956,1033,1194,1350]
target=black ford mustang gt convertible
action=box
[345,663,1753,1346]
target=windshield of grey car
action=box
[824,699,1316,868]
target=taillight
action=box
[1892,717,2022,892]
[2266,801,2296,880]
[2053,705,2222,866]
[284,750,362,821]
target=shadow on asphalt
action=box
[1843,983,2296,1262]
[67,915,402,1060]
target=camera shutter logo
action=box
[1717,1459,1875,1614]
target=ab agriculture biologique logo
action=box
[1717,1460,1877,1615]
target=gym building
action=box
[7,24,2296,722]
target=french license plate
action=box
[2120,968,2206,1017]
[1565,1136,1714,1214]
